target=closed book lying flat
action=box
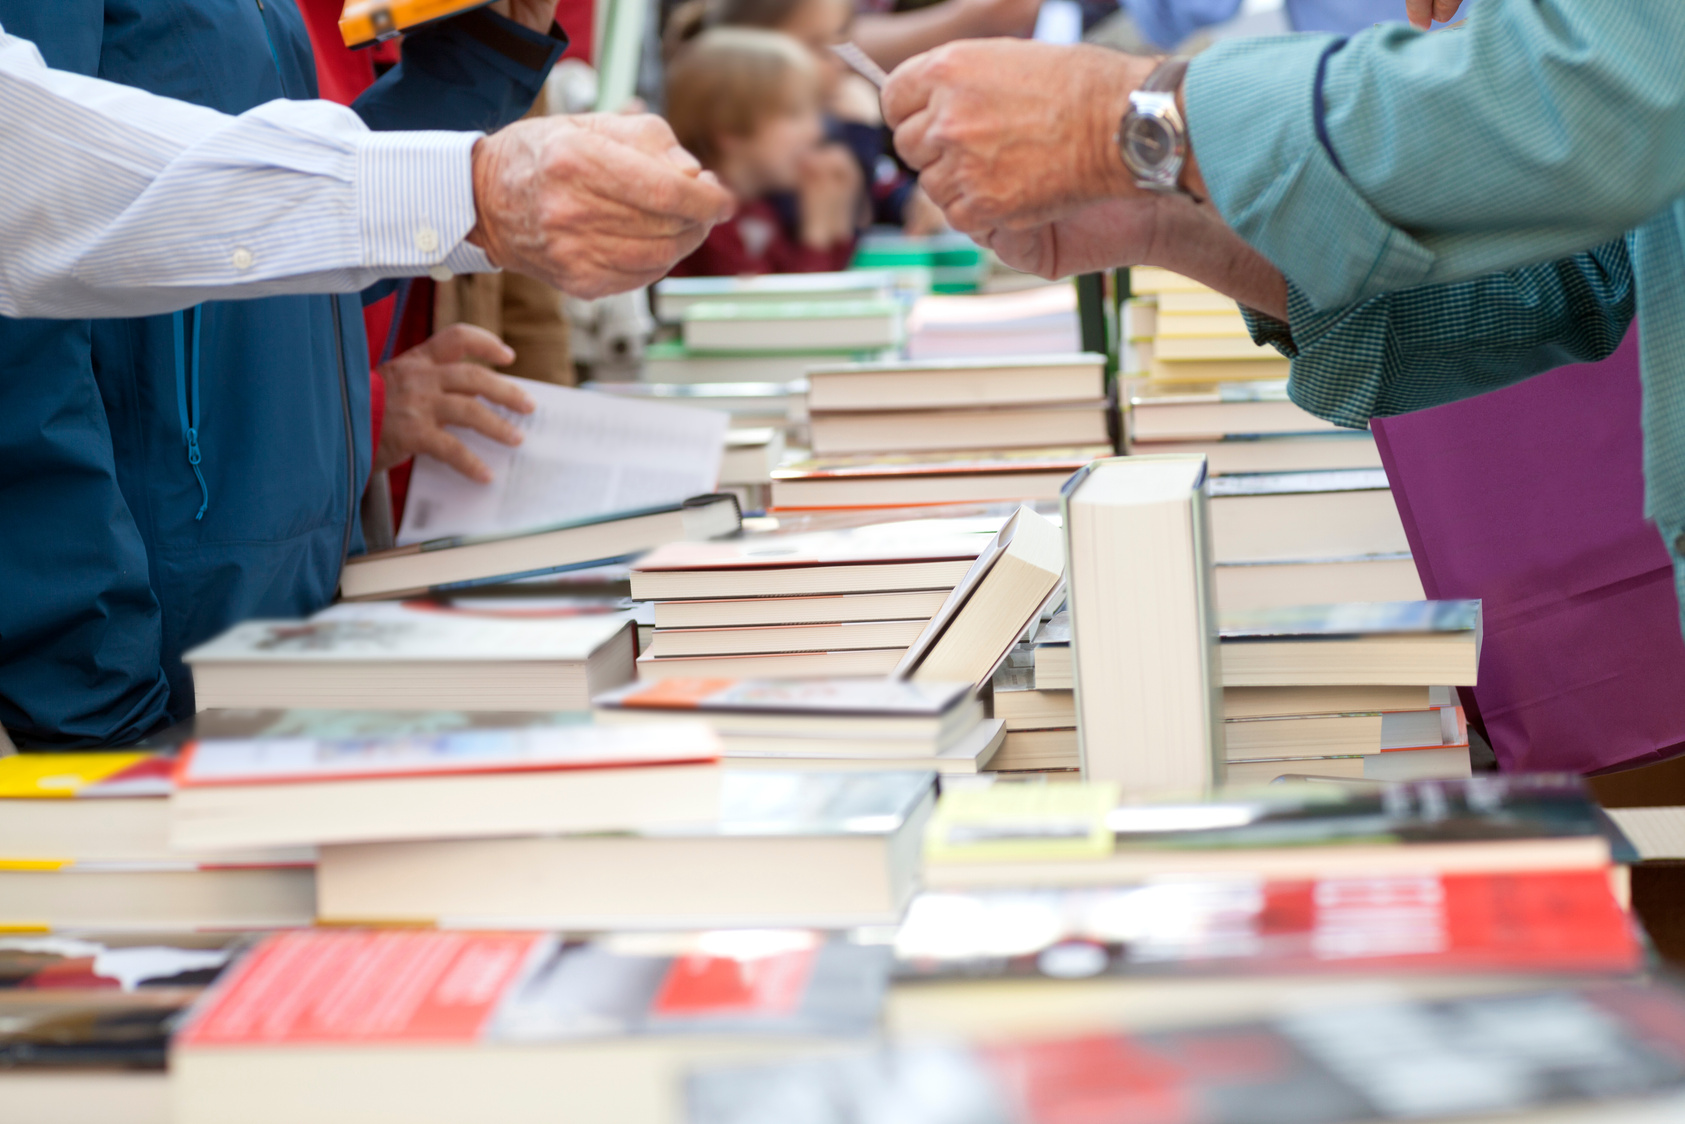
[1219,600,1482,687]
[1149,356,1293,383]
[1222,708,1455,760]
[654,269,901,321]
[315,771,936,929]
[806,354,1105,411]
[185,615,636,712]
[636,648,907,681]
[0,751,300,866]
[809,402,1110,457]
[1214,554,1425,612]
[0,865,315,931]
[770,447,1106,510]
[594,678,978,747]
[1128,381,1343,440]
[926,775,1605,892]
[1223,684,1436,718]
[174,928,891,1124]
[631,528,988,601]
[653,589,951,629]
[989,727,1079,771]
[991,687,1076,730]
[341,495,741,601]
[713,722,1006,775]
[169,721,724,852]
[1130,432,1383,475]
[582,378,806,430]
[642,342,855,384]
[682,300,902,355]
[645,618,930,658]
[1208,469,1409,563]
[1231,744,1473,786]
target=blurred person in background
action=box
[667,28,864,275]
[666,0,946,234]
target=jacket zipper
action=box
[172,308,210,520]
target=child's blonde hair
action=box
[665,28,818,172]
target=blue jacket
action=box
[0,1,564,746]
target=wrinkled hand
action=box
[883,40,1153,233]
[1405,0,1463,29]
[375,323,534,483]
[488,0,558,34]
[468,114,736,299]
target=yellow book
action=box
[1155,334,1284,361]
[0,751,156,798]
[1151,357,1293,383]
[1129,267,1208,295]
[924,781,1120,862]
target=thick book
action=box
[174,929,889,1124]
[1062,456,1223,795]
[169,721,724,852]
[1224,707,1461,760]
[1127,380,1344,441]
[184,613,636,712]
[0,865,315,931]
[690,981,1685,1124]
[642,342,855,384]
[1222,684,1437,718]
[896,508,1067,689]
[1215,553,1425,613]
[653,269,902,322]
[923,775,1616,891]
[629,526,989,601]
[313,771,936,929]
[808,401,1111,457]
[770,447,1106,510]
[1218,600,1482,688]
[1207,468,1409,564]
[1149,356,1293,383]
[0,751,305,866]
[682,299,903,354]
[990,727,1080,771]
[806,354,1106,412]
[706,720,1006,776]
[341,494,741,600]
[397,377,729,547]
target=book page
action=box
[397,377,728,545]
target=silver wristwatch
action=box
[1118,57,1194,196]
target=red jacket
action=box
[670,198,855,277]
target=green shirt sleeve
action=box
[1185,2,1685,311]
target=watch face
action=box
[1123,114,1176,177]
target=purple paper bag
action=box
[1371,328,1685,774]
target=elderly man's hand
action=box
[981,197,1165,280]
[467,114,736,299]
[374,323,535,482]
[883,40,1156,233]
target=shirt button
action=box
[231,247,254,271]
[415,227,440,253]
[429,265,454,282]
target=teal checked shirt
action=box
[1183,1,1685,634]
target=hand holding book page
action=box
[398,378,729,545]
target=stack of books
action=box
[1208,468,1425,611]
[594,678,1004,775]
[988,610,1079,774]
[1217,600,1481,783]
[0,751,313,931]
[1126,267,1289,383]
[803,354,1109,458]
[716,427,786,512]
[628,522,992,680]
[851,229,985,292]
[1127,379,1384,475]
[770,446,1108,510]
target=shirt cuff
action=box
[1185,34,1438,312]
[356,130,483,273]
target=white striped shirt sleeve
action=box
[0,23,495,321]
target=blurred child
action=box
[665,0,945,234]
[666,29,863,276]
